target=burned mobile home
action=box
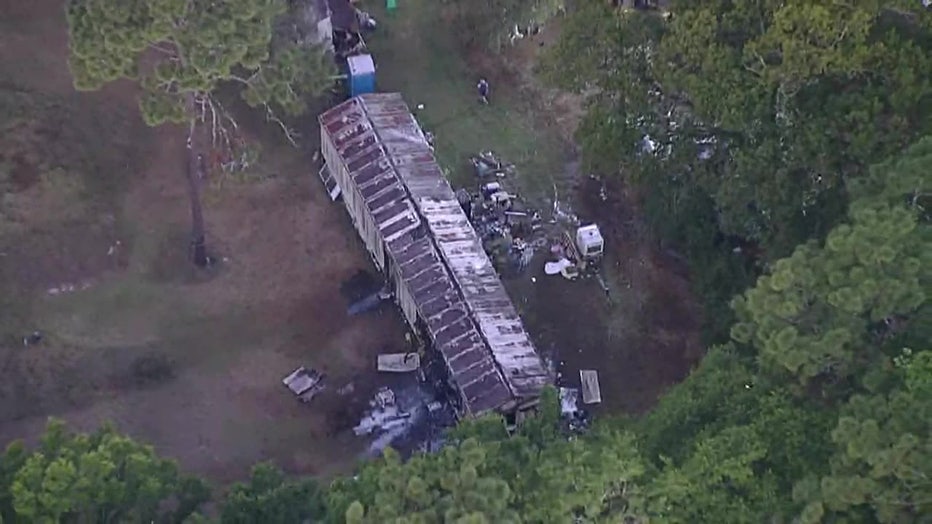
[318,93,551,417]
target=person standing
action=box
[477,78,490,104]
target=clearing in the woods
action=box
[367,0,703,414]
[0,0,701,483]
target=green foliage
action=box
[636,346,757,461]
[635,346,835,521]
[66,0,336,127]
[731,138,931,388]
[4,419,209,523]
[548,1,932,341]
[220,462,324,523]
[464,389,647,521]
[644,425,781,523]
[795,349,932,523]
[0,441,28,523]
[327,442,519,523]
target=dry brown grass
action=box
[0,0,407,483]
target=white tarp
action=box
[545,257,573,275]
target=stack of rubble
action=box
[460,151,545,274]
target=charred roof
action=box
[319,93,551,415]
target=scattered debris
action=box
[376,387,396,409]
[377,352,420,372]
[354,387,410,437]
[559,386,591,433]
[282,366,325,403]
[357,10,377,31]
[580,369,602,405]
[46,280,94,296]
[462,151,546,275]
[337,382,355,396]
[22,331,42,347]
[559,387,580,416]
[351,379,458,458]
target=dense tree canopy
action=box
[67,0,333,129]
[220,462,325,523]
[0,420,208,523]
[549,0,931,250]
[732,136,930,390]
[794,348,932,523]
[544,1,932,339]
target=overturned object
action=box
[580,369,602,405]
[377,352,420,372]
[283,366,326,403]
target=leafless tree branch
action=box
[191,92,242,157]
[263,103,299,147]
[212,97,239,132]
[148,43,177,56]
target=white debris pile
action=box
[559,387,580,416]
[353,387,412,437]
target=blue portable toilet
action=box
[347,54,376,97]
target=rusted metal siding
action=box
[319,93,550,415]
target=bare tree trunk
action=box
[185,94,209,267]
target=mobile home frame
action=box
[318,93,550,417]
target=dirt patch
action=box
[458,13,704,413]
[0,0,409,484]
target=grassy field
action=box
[365,0,571,201]
[363,0,706,414]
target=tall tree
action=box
[66,0,335,266]
[220,462,324,523]
[327,441,519,524]
[633,346,835,522]
[6,419,209,523]
[546,3,932,339]
[794,348,932,523]
[452,388,649,522]
[0,440,28,523]
[730,137,931,389]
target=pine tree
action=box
[66,0,335,266]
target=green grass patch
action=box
[365,0,568,203]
